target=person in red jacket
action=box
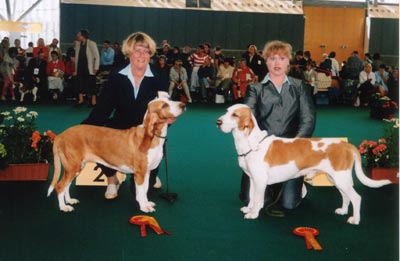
[46,51,65,100]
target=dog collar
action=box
[154,133,167,139]
[237,134,268,157]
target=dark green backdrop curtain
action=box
[60,4,305,51]
[369,18,399,56]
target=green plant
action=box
[0,107,56,169]
[359,118,399,168]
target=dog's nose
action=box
[216,119,222,126]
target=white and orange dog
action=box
[216,104,391,224]
[48,95,185,213]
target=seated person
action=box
[375,64,389,96]
[46,51,65,100]
[198,56,215,102]
[168,59,192,103]
[215,58,234,99]
[356,63,376,107]
[23,51,47,101]
[319,53,332,73]
[288,60,304,80]
[232,59,256,101]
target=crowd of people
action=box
[0,33,398,107]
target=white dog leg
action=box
[64,182,80,205]
[136,172,156,213]
[335,188,350,216]
[32,87,38,102]
[19,92,25,102]
[244,178,267,219]
[240,177,255,214]
[58,191,74,212]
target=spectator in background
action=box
[0,47,18,101]
[47,38,62,61]
[242,44,267,82]
[303,61,318,97]
[388,67,399,102]
[171,46,182,66]
[100,40,115,70]
[112,42,125,68]
[13,39,25,61]
[168,59,192,103]
[203,43,211,56]
[74,29,100,107]
[356,63,376,107]
[293,50,305,70]
[329,51,340,77]
[46,50,65,100]
[198,56,215,102]
[288,60,304,80]
[64,47,76,100]
[372,53,383,72]
[215,57,234,100]
[24,50,47,101]
[160,43,174,67]
[364,53,373,65]
[33,38,49,61]
[375,64,389,96]
[346,51,364,80]
[319,53,332,72]
[232,59,256,101]
[155,55,170,91]
[189,45,208,100]
[301,51,314,67]
[25,41,34,61]
[213,46,225,69]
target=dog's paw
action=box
[347,216,360,225]
[335,208,348,215]
[244,212,259,219]
[147,201,156,207]
[66,198,80,205]
[60,205,74,212]
[240,206,251,213]
[140,206,156,213]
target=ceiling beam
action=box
[15,0,43,22]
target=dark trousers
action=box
[97,163,159,195]
[239,172,304,210]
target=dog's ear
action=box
[238,113,254,134]
[139,112,158,152]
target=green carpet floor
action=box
[0,102,398,261]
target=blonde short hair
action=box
[122,32,157,57]
[262,40,292,60]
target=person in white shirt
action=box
[329,51,340,77]
[356,63,376,107]
[215,58,234,97]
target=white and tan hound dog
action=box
[48,96,185,213]
[216,104,391,225]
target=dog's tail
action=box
[47,139,61,197]
[353,148,392,187]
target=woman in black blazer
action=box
[82,32,166,200]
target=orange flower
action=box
[31,130,42,151]
[45,130,57,141]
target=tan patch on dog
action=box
[326,142,354,171]
[265,139,326,169]
[236,107,254,133]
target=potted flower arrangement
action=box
[369,93,398,120]
[359,118,399,183]
[0,107,56,181]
